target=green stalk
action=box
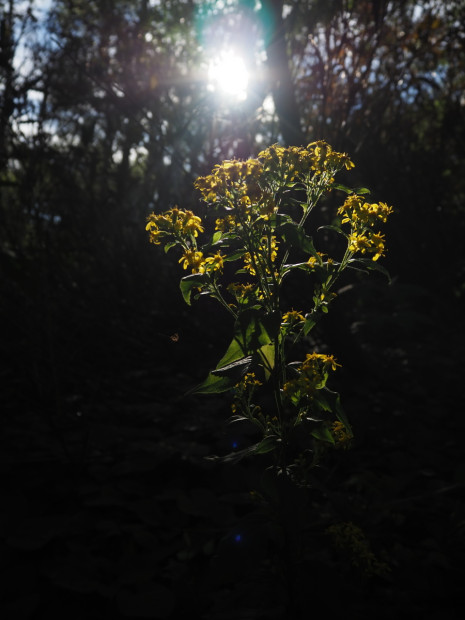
[211,280,237,319]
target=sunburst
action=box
[208,49,249,101]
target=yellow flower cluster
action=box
[146,207,204,244]
[307,254,321,269]
[258,141,354,184]
[338,195,393,261]
[304,352,340,373]
[227,282,256,300]
[231,372,264,419]
[283,353,340,403]
[179,249,204,272]
[257,191,277,219]
[179,250,224,274]
[203,252,224,272]
[215,214,237,232]
[282,309,305,324]
[348,231,386,261]
[236,372,263,391]
[331,420,352,448]
[195,158,263,205]
[195,142,352,215]
[338,195,392,226]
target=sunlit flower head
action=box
[202,251,224,273]
[179,249,205,273]
[282,310,305,324]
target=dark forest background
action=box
[1,1,465,618]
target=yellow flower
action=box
[146,213,166,244]
[227,282,255,299]
[146,220,163,244]
[307,252,327,269]
[348,230,386,261]
[269,236,279,262]
[370,232,386,261]
[348,232,371,254]
[258,192,277,218]
[338,196,393,227]
[282,353,338,404]
[195,158,264,207]
[215,215,236,232]
[258,141,353,188]
[202,251,224,272]
[179,249,205,272]
[301,352,341,374]
[240,372,262,388]
[331,421,352,447]
[182,210,204,237]
[282,310,305,324]
[319,291,337,303]
[243,252,256,276]
[367,202,393,223]
[146,207,204,244]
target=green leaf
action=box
[311,423,335,444]
[212,356,253,375]
[216,309,281,370]
[211,356,252,387]
[190,372,237,395]
[277,221,316,255]
[281,261,310,276]
[207,435,278,463]
[180,273,209,305]
[229,414,250,423]
[224,248,247,262]
[193,310,280,395]
[347,258,391,282]
[257,342,275,378]
[332,183,353,194]
[313,390,332,411]
[327,388,352,434]
[269,213,293,229]
[354,186,371,195]
[304,413,325,423]
[318,224,347,237]
[164,240,178,253]
[254,434,279,454]
[303,313,317,335]
[315,388,353,436]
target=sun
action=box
[207,49,249,102]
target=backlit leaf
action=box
[180,273,209,305]
[277,221,316,255]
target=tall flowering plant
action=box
[147,142,392,475]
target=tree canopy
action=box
[1,0,464,409]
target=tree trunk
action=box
[0,0,16,169]
[262,0,304,146]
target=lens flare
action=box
[208,49,249,101]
